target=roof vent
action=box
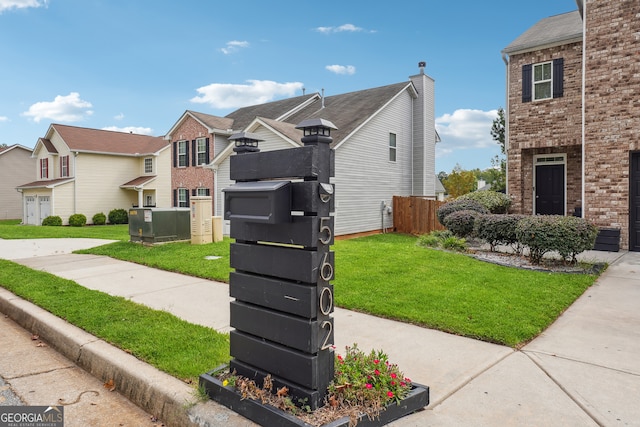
[418,61,426,74]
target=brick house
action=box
[502,0,640,251]
[165,95,320,209]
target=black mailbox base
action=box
[199,365,430,427]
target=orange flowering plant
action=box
[328,344,413,413]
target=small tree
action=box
[442,165,476,198]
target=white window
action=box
[60,155,69,177]
[178,188,188,207]
[40,158,48,178]
[197,187,210,196]
[144,157,153,174]
[389,133,397,162]
[196,138,207,165]
[177,141,188,167]
[533,62,552,101]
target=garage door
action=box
[25,196,37,225]
[39,196,51,223]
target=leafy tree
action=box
[0,143,8,149]
[491,107,505,155]
[442,164,476,198]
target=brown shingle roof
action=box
[16,177,74,189]
[187,110,234,131]
[51,124,168,155]
[39,138,58,154]
[121,176,157,188]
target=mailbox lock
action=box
[319,183,333,203]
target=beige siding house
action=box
[0,145,36,220]
[17,124,170,225]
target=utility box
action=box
[223,180,291,224]
[128,208,190,244]
[191,196,213,245]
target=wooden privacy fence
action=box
[392,196,446,235]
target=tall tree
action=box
[489,107,506,192]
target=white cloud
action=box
[326,65,356,75]
[0,116,8,122]
[102,126,153,135]
[435,109,500,166]
[220,40,249,55]
[114,113,125,120]
[22,92,93,123]
[315,23,372,34]
[0,0,47,13]
[190,79,304,109]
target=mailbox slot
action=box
[223,180,291,224]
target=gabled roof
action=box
[44,124,168,156]
[0,144,32,156]
[253,117,303,144]
[502,10,583,55]
[16,177,74,189]
[121,175,157,188]
[286,81,416,145]
[164,110,235,139]
[224,93,321,131]
[37,138,58,154]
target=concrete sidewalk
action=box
[1,239,639,426]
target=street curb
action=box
[0,288,252,427]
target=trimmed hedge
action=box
[92,212,107,226]
[41,216,62,226]
[458,191,512,214]
[474,214,527,252]
[108,208,129,225]
[442,209,482,238]
[515,215,598,264]
[437,199,488,224]
[68,213,87,227]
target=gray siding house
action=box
[200,64,437,236]
[0,145,35,220]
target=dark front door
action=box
[535,164,565,215]
[631,153,640,251]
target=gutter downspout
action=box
[501,52,510,196]
[73,152,79,213]
[581,2,586,218]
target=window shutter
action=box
[173,142,177,167]
[192,140,196,166]
[553,58,564,98]
[185,192,190,205]
[173,189,177,207]
[522,64,532,103]
[191,189,197,196]
[205,138,210,164]
[185,142,190,167]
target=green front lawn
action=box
[0,219,129,241]
[0,220,600,349]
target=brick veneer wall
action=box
[584,0,640,250]
[506,42,583,214]
[169,116,215,208]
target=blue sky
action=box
[0,0,578,173]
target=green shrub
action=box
[443,209,482,238]
[68,213,87,227]
[41,216,62,226]
[475,214,527,252]
[92,212,107,225]
[441,236,467,252]
[458,191,512,214]
[436,199,488,224]
[416,234,440,248]
[515,215,598,264]
[108,208,129,225]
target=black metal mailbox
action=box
[223,180,291,224]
